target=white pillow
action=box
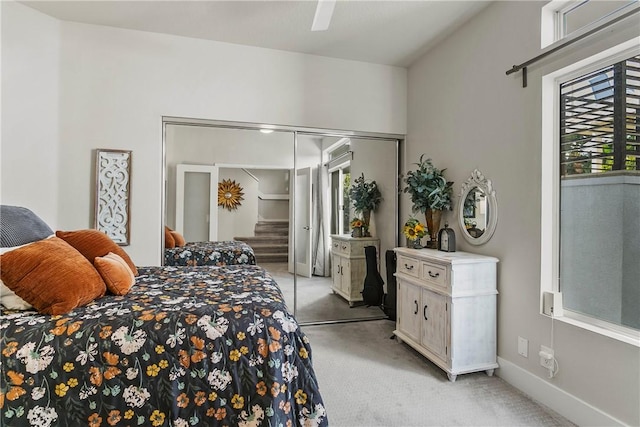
[0,279,33,310]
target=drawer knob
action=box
[424,304,428,321]
[428,271,440,278]
[414,300,418,315]
[404,264,414,270]
[342,245,347,250]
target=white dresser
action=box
[393,247,498,382]
[330,235,380,306]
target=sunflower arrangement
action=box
[403,217,426,241]
[350,218,364,229]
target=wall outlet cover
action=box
[539,345,555,369]
[518,336,528,357]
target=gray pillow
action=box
[0,205,54,247]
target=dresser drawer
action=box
[397,255,420,278]
[331,240,347,255]
[331,238,379,257]
[421,261,447,288]
[347,240,378,257]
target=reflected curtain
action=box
[312,164,331,276]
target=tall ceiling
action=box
[22,1,491,67]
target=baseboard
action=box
[496,357,626,426]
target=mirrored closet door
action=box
[163,117,401,325]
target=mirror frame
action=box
[457,169,497,246]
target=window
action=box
[541,40,640,345]
[560,56,640,175]
[541,0,639,48]
[326,140,352,235]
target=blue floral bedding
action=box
[164,241,256,267]
[0,265,327,426]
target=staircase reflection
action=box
[235,221,288,263]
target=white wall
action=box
[407,1,639,425]
[1,2,60,227]
[217,168,259,242]
[165,125,295,230]
[1,1,406,265]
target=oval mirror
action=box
[457,169,497,245]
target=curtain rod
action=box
[506,5,640,88]
[323,150,353,167]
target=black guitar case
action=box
[361,245,384,307]
[382,250,397,320]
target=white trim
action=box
[540,38,640,342]
[496,357,626,427]
[554,312,640,347]
[541,0,640,48]
[541,0,573,48]
[258,193,289,201]
[325,137,351,154]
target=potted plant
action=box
[350,217,364,237]
[403,217,427,248]
[403,155,453,248]
[349,173,382,236]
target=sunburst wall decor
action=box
[218,179,244,211]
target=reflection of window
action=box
[463,190,476,218]
[326,139,352,235]
[542,42,640,343]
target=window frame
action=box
[540,38,640,347]
[325,139,352,235]
[541,0,640,49]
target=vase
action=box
[352,227,362,238]
[425,208,442,249]
[406,238,422,249]
[362,210,371,236]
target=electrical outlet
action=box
[518,336,528,357]
[539,345,554,369]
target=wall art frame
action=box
[95,149,132,245]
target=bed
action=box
[0,206,327,427]
[164,240,257,267]
[0,264,327,426]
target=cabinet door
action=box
[348,257,366,299]
[341,258,352,295]
[421,288,447,360]
[398,280,421,342]
[331,255,342,291]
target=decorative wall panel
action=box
[95,149,131,245]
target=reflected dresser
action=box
[393,247,499,382]
[330,235,380,307]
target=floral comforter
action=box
[0,265,327,427]
[164,241,256,267]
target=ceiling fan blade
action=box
[311,0,336,32]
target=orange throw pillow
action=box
[56,229,138,276]
[0,237,106,315]
[94,252,135,295]
[171,230,186,247]
[165,226,175,248]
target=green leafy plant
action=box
[349,173,382,214]
[403,155,453,212]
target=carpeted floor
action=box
[261,262,386,324]
[302,319,575,427]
